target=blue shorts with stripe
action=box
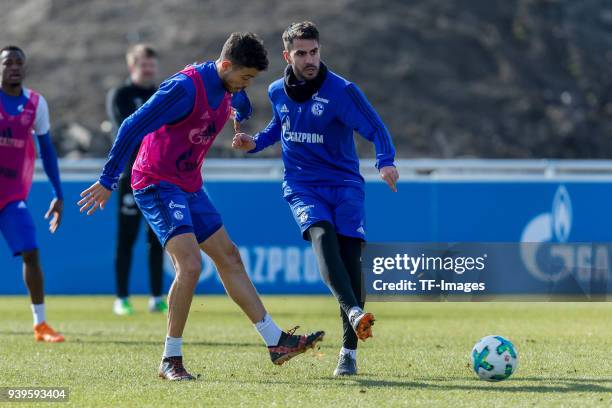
[133,181,222,247]
[282,181,366,241]
[0,200,38,256]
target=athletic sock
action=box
[31,304,46,326]
[340,347,357,360]
[348,306,364,322]
[163,336,183,358]
[254,313,282,346]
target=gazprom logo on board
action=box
[521,185,572,245]
[520,185,608,284]
[164,246,322,286]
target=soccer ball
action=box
[471,335,518,381]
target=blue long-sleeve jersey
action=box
[99,62,252,190]
[249,68,395,187]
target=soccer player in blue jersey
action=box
[233,22,399,376]
[79,33,324,380]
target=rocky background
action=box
[1,0,611,159]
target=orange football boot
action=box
[351,312,375,341]
[34,322,65,342]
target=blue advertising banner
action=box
[1,180,612,295]
[363,242,611,300]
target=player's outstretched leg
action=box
[200,227,325,365]
[23,250,64,343]
[307,222,375,342]
[158,233,201,381]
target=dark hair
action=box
[0,45,25,58]
[220,32,268,71]
[282,21,319,50]
[126,43,157,66]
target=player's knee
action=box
[175,256,202,285]
[22,250,40,267]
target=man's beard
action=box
[297,65,319,80]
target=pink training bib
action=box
[0,90,39,210]
[131,66,231,193]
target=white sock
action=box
[149,296,162,306]
[348,306,363,322]
[340,347,357,359]
[163,336,183,358]
[254,313,282,347]
[31,304,46,326]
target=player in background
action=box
[232,22,399,376]
[106,44,166,315]
[78,32,324,381]
[0,46,65,342]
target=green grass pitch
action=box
[0,296,610,407]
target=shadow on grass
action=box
[0,329,269,349]
[78,338,260,348]
[0,330,31,336]
[413,376,612,384]
[512,377,612,384]
[350,377,612,393]
[216,375,611,394]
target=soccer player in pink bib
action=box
[79,33,324,381]
[0,46,65,343]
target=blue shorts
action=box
[133,181,223,247]
[282,182,366,241]
[0,200,38,256]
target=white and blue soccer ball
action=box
[471,335,518,381]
